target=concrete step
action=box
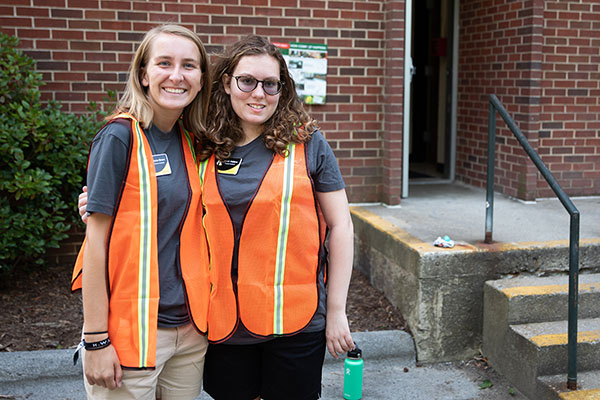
[485,273,600,325]
[483,274,600,399]
[511,318,600,376]
[538,370,600,399]
[490,318,600,399]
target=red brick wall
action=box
[456,0,543,201]
[457,0,600,199]
[539,0,600,197]
[44,225,85,266]
[0,0,395,204]
[381,0,405,204]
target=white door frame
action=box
[449,0,459,181]
[402,0,460,198]
[401,0,413,198]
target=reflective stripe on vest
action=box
[71,114,209,368]
[202,143,324,342]
[273,143,295,334]
[132,117,153,366]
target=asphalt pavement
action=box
[0,330,527,399]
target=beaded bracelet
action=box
[83,337,111,351]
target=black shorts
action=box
[203,330,326,400]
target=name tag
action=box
[153,153,172,176]
[217,158,242,175]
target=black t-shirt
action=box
[86,120,191,327]
[218,131,345,343]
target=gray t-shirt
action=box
[218,131,345,343]
[86,120,191,327]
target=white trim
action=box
[402,0,413,198]
[449,0,460,181]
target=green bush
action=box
[0,32,107,273]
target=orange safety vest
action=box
[200,142,325,343]
[71,114,210,369]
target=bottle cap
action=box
[347,342,362,358]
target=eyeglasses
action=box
[233,75,283,96]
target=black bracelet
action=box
[83,337,111,351]
[83,330,108,335]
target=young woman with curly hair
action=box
[199,35,355,400]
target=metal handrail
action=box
[485,94,580,390]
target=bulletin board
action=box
[274,42,328,105]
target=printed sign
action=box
[274,42,328,105]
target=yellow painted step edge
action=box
[559,388,600,400]
[531,330,600,347]
[502,283,600,299]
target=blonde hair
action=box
[109,24,211,139]
[200,35,317,161]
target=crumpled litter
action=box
[433,235,455,248]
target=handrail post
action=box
[485,99,496,244]
[486,94,580,390]
[567,212,580,389]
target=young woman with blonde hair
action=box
[72,24,211,399]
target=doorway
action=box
[407,0,456,182]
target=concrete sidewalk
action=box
[361,181,600,244]
[0,331,526,399]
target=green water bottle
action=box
[343,343,363,399]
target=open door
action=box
[403,0,458,196]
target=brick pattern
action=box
[0,0,391,204]
[538,0,600,197]
[381,0,404,204]
[5,0,597,206]
[457,0,600,199]
[43,226,85,267]
[456,0,544,201]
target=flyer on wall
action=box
[274,41,328,105]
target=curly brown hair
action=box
[199,35,317,161]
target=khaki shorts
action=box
[83,323,207,400]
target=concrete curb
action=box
[0,330,413,382]
[324,330,415,364]
[0,348,82,382]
